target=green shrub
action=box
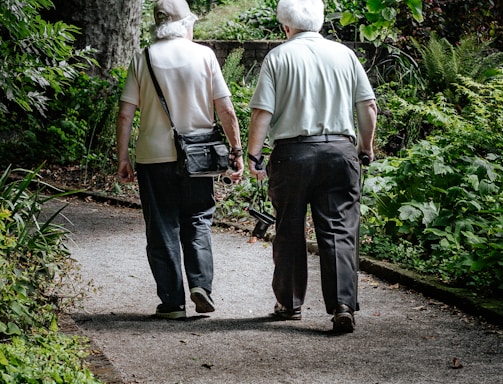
[413,34,503,102]
[362,138,503,294]
[200,0,282,41]
[0,165,78,335]
[0,0,96,116]
[365,72,503,295]
[0,69,126,187]
[0,165,101,382]
[0,334,102,384]
[220,48,260,151]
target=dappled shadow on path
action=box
[71,312,338,337]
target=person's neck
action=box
[284,25,307,39]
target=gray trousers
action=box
[136,162,215,308]
[267,140,361,314]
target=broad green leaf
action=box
[6,322,21,335]
[462,231,485,245]
[433,161,452,175]
[360,24,380,42]
[0,349,9,366]
[366,0,387,13]
[424,228,447,237]
[405,0,424,22]
[399,204,421,222]
[381,7,397,22]
[419,201,439,226]
[340,10,358,26]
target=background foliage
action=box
[0,0,502,378]
[0,166,102,382]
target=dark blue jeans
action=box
[136,162,215,308]
[267,140,361,314]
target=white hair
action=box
[277,0,325,32]
[150,13,198,41]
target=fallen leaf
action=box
[452,357,463,369]
[248,236,257,243]
[389,283,400,289]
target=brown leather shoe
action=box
[332,304,355,333]
[273,302,302,320]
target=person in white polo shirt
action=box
[247,0,377,333]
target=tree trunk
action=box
[45,0,142,77]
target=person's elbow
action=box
[215,97,236,120]
[357,99,377,116]
[117,101,137,125]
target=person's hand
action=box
[358,152,372,166]
[118,160,135,183]
[227,156,244,184]
[248,153,266,181]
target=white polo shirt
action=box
[121,38,231,164]
[249,32,375,144]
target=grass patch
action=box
[194,0,263,39]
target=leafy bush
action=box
[0,69,126,186]
[0,334,102,383]
[197,0,282,41]
[362,140,502,294]
[397,0,502,51]
[413,34,503,102]
[362,77,503,294]
[0,165,102,382]
[325,0,423,44]
[375,34,503,156]
[0,0,96,116]
[0,165,78,336]
[220,48,257,148]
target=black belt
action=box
[275,134,354,146]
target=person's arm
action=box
[247,108,272,180]
[355,99,378,163]
[214,96,244,182]
[116,101,137,183]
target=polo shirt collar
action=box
[288,31,323,41]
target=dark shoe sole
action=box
[272,303,302,320]
[154,305,186,320]
[154,310,186,320]
[332,313,355,333]
[272,311,302,320]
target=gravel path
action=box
[52,197,502,384]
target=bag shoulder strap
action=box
[145,47,175,129]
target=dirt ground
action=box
[47,197,502,384]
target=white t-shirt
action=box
[249,32,375,144]
[121,38,231,164]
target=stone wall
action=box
[196,40,376,76]
[195,40,283,75]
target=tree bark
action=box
[45,0,142,77]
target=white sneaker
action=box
[155,304,186,320]
[190,287,215,313]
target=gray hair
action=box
[277,0,324,32]
[150,13,198,41]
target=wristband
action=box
[230,147,243,157]
[247,153,264,170]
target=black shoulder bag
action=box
[145,47,229,178]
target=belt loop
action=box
[324,134,329,143]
